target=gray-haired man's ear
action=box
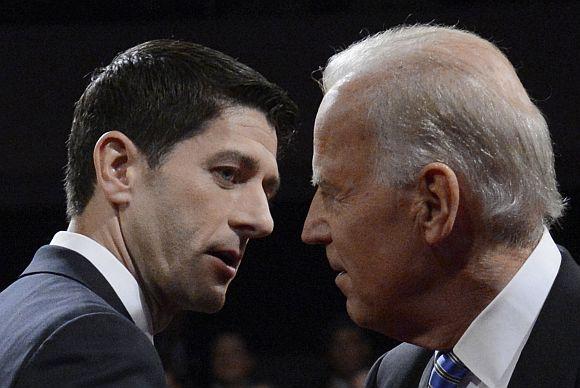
[416,162,460,246]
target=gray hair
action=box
[321,25,564,247]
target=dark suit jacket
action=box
[365,248,580,388]
[0,245,166,387]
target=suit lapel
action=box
[20,245,133,323]
[418,354,435,388]
[508,249,580,387]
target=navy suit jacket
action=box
[365,248,580,388]
[0,245,166,387]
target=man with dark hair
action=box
[302,25,580,387]
[0,39,296,387]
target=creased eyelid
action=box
[213,166,237,175]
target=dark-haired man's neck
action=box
[68,205,174,335]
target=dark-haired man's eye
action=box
[213,167,239,186]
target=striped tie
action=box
[428,351,469,388]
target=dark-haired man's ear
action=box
[416,162,460,245]
[93,131,143,207]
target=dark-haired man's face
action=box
[122,107,278,316]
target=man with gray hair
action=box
[302,25,580,387]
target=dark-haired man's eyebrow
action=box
[206,149,280,198]
[206,150,258,170]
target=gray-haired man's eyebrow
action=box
[311,171,333,190]
[311,169,321,187]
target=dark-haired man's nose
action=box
[230,187,274,239]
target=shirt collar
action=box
[453,228,561,387]
[50,231,154,343]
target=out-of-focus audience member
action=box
[350,369,369,388]
[157,314,201,388]
[210,332,273,388]
[165,369,184,388]
[325,321,372,388]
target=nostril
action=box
[230,217,273,239]
[301,218,331,245]
[256,217,274,238]
[301,225,314,244]
[228,194,275,238]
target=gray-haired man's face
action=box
[302,79,432,335]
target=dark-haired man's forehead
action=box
[220,105,276,130]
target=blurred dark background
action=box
[1,1,579,387]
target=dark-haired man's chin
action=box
[190,291,228,314]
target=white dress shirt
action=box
[453,229,561,388]
[50,231,154,343]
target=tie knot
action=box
[429,351,469,388]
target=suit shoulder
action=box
[0,271,119,317]
[0,273,132,386]
[0,272,123,344]
[377,343,431,370]
[365,343,432,388]
[14,312,164,387]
